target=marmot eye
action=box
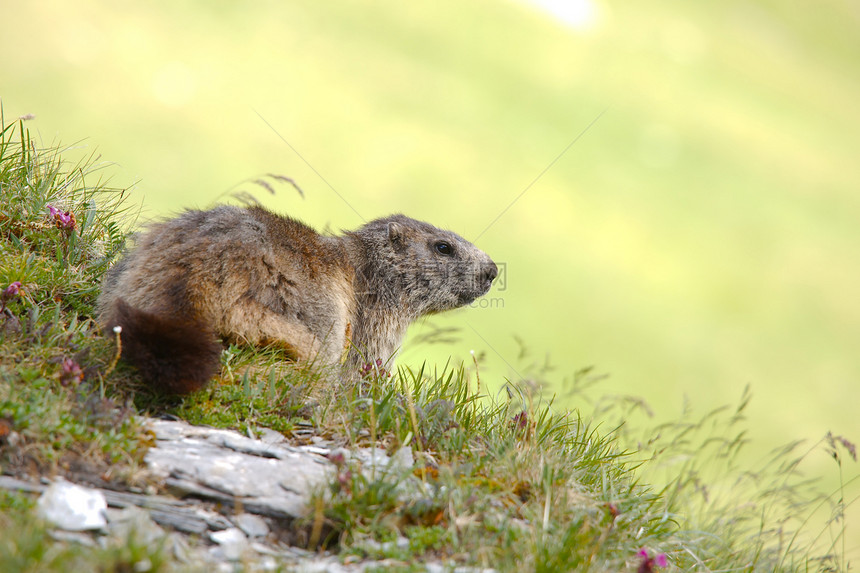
[434,241,454,256]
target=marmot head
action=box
[352,214,497,316]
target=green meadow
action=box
[2,0,859,561]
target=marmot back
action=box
[98,205,497,393]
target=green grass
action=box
[1,119,855,571]
[146,344,317,436]
[0,115,146,481]
[0,490,172,573]
[299,361,854,571]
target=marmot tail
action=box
[107,299,222,394]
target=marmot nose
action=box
[482,262,498,285]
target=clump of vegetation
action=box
[0,115,855,572]
[161,343,321,435]
[0,489,172,572]
[295,362,855,571]
[0,114,146,482]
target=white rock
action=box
[258,428,288,446]
[37,479,107,531]
[164,532,192,563]
[144,419,333,519]
[328,447,351,462]
[209,527,248,561]
[302,445,332,456]
[233,512,269,538]
[355,447,390,474]
[105,506,165,547]
[390,446,414,472]
[426,565,498,573]
[359,535,410,555]
[354,445,414,475]
[48,529,97,546]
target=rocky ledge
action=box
[0,418,493,573]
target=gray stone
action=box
[163,532,192,563]
[144,419,334,519]
[48,529,97,547]
[36,479,107,531]
[233,512,270,538]
[104,506,165,547]
[303,445,333,456]
[353,447,390,474]
[390,446,415,472]
[425,565,498,573]
[210,527,248,561]
[0,420,468,573]
[353,445,414,476]
[101,484,232,534]
[258,428,289,446]
[358,535,410,554]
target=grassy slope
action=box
[0,0,858,475]
[1,120,854,571]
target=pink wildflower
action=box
[2,281,21,300]
[637,548,668,572]
[511,411,528,431]
[59,358,84,386]
[1,281,22,313]
[47,205,76,230]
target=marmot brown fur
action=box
[97,205,497,394]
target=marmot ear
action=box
[387,221,408,250]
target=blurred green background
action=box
[3,0,858,549]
